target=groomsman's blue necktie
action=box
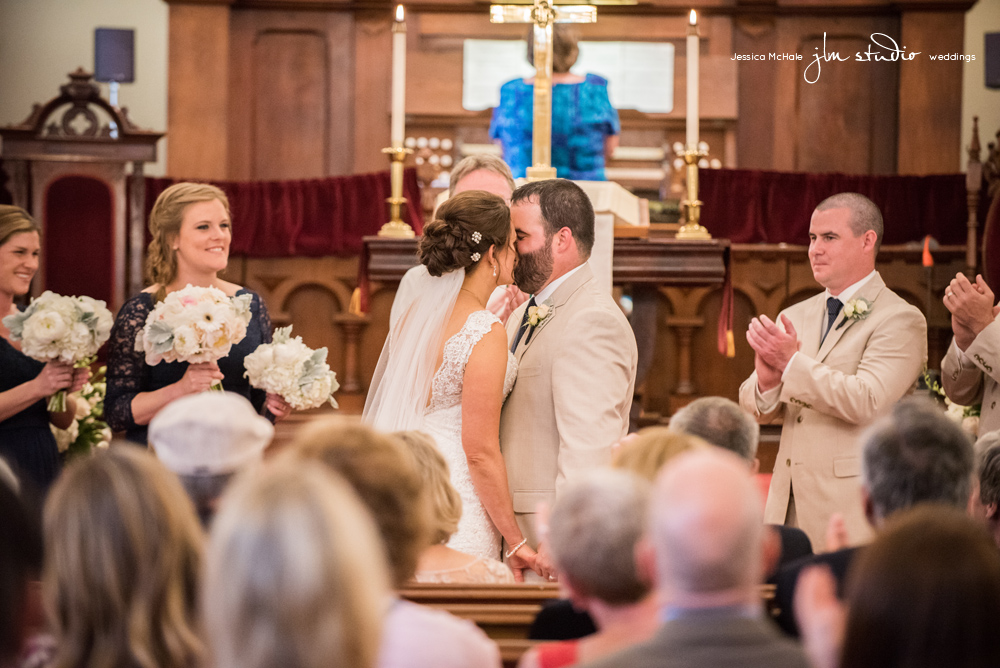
[821,296,843,344]
[510,296,537,353]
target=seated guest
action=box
[973,431,1000,549]
[583,449,809,668]
[670,397,813,572]
[149,391,274,526]
[518,471,657,668]
[396,431,514,584]
[796,505,1000,668]
[43,449,204,668]
[773,398,974,636]
[0,472,43,668]
[204,458,388,668]
[610,427,709,482]
[289,419,502,668]
[531,428,707,641]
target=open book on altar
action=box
[573,180,645,294]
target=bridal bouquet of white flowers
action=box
[135,285,252,389]
[51,365,112,457]
[3,291,113,411]
[244,326,339,410]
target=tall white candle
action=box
[391,5,406,148]
[686,9,699,149]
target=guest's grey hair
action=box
[814,192,884,253]
[449,154,516,197]
[548,470,651,604]
[861,398,973,523]
[669,397,760,463]
[977,433,1000,510]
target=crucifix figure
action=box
[490,0,596,180]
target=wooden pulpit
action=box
[0,69,163,310]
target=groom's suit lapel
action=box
[513,263,595,364]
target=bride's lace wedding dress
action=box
[423,310,518,561]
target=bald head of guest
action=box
[449,154,516,202]
[642,448,764,608]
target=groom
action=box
[500,179,638,580]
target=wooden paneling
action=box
[252,31,329,179]
[167,4,231,178]
[353,11,393,174]
[229,10,354,180]
[897,11,964,174]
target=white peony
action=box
[244,326,339,410]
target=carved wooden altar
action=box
[0,69,163,310]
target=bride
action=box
[364,191,538,579]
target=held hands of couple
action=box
[945,273,999,351]
[747,314,800,392]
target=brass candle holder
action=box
[675,146,712,240]
[378,144,416,238]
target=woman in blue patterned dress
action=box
[0,206,89,492]
[105,183,291,445]
[489,26,620,181]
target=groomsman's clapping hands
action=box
[944,273,1000,351]
[747,314,800,392]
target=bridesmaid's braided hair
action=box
[146,183,231,295]
[418,191,511,277]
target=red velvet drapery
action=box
[699,169,984,245]
[143,168,424,257]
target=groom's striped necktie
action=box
[510,297,537,354]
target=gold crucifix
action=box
[490,0,596,180]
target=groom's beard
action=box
[513,241,554,295]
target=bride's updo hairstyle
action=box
[418,191,511,277]
[146,182,231,288]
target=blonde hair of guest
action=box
[289,418,432,588]
[396,430,463,545]
[145,182,231,297]
[204,458,389,668]
[43,448,204,668]
[612,427,710,482]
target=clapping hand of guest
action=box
[945,274,997,349]
[753,351,784,393]
[824,512,849,552]
[265,393,292,421]
[794,565,846,668]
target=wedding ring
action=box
[946,291,954,298]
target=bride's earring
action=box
[492,263,497,278]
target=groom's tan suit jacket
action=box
[500,263,637,547]
[739,273,926,549]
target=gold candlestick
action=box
[676,146,711,240]
[379,144,415,238]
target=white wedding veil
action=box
[363,264,463,431]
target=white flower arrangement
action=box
[3,291,114,411]
[50,366,112,457]
[135,286,252,390]
[836,297,873,330]
[527,302,553,328]
[243,326,340,410]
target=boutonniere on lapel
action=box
[836,297,873,330]
[525,300,554,343]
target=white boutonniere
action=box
[525,300,554,342]
[836,297,873,330]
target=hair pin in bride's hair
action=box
[471,231,482,245]
[470,252,481,262]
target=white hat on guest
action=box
[149,392,274,476]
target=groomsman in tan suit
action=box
[739,193,926,550]
[500,179,637,580]
[942,272,1000,434]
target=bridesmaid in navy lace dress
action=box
[0,206,90,492]
[105,183,291,445]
